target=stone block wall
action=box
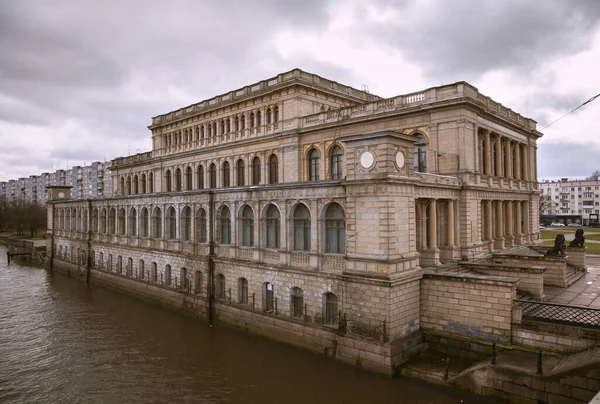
[460,262,545,299]
[511,321,600,353]
[565,246,586,270]
[459,365,600,404]
[421,273,517,343]
[492,254,568,288]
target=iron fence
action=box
[515,300,600,329]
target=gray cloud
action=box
[0,0,334,180]
[538,141,600,179]
[361,0,600,82]
[0,0,598,182]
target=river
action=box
[0,246,503,403]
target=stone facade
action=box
[45,68,543,374]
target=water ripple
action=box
[0,246,500,404]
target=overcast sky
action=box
[1,0,599,182]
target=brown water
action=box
[0,245,503,403]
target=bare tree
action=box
[586,170,600,181]
[539,193,552,215]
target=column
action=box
[428,199,438,250]
[522,145,529,181]
[505,200,514,246]
[495,200,505,249]
[484,130,491,175]
[514,143,521,180]
[495,135,503,177]
[522,201,530,242]
[447,200,455,247]
[514,201,522,244]
[504,139,512,178]
[485,200,493,241]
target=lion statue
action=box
[569,228,585,247]
[546,234,566,257]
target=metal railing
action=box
[515,300,600,329]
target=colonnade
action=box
[481,200,530,249]
[161,104,281,154]
[416,199,456,250]
[479,129,529,180]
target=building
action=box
[539,178,600,224]
[0,162,111,205]
[46,69,542,374]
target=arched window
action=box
[234,116,239,132]
[166,206,177,239]
[98,252,104,269]
[128,207,137,236]
[200,125,205,140]
[236,159,245,186]
[186,167,192,190]
[239,278,249,304]
[133,175,139,194]
[108,254,113,271]
[175,168,182,191]
[331,145,343,180]
[268,154,278,184]
[266,204,280,249]
[414,134,427,173]
[256,110,262,127]
[151,262,158,282]
[241,205,254,247]
[92,208,99,233]
[117,255,123,274]
[193,271,202,294]
[309,149,320,181]
[266,107,272,124]
[100,208,107,234]
[291,287,303,317]
[251,156,261,185]
[273,105,279,123]
[118,208,126,235]
[152,207,162,238]
[209,164,217,188]
[180,267,188,289]
[220,119,225,134]
[126,176,132,195]
[263,282,274,312]
[181,206,191,241]
[198,165,204,189]
[148,172,154,193]
[71,210,76,230]
[139,259,145,279]
[325,293,338,326]
[141,174,147,193]
[109,208,116,234]
[250,112,255,128]
[165,264,172,286]
[293,204,311,251]
[120,177,125,195]
[240,114,245,130]
[325,203,345,254]
[217,274,226,299]
[165,170,172,192]
[140,207,149,237]
[219,206,231,244]
[127,257,133,276]
[195,208,207,242]
[222,161,231,187]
